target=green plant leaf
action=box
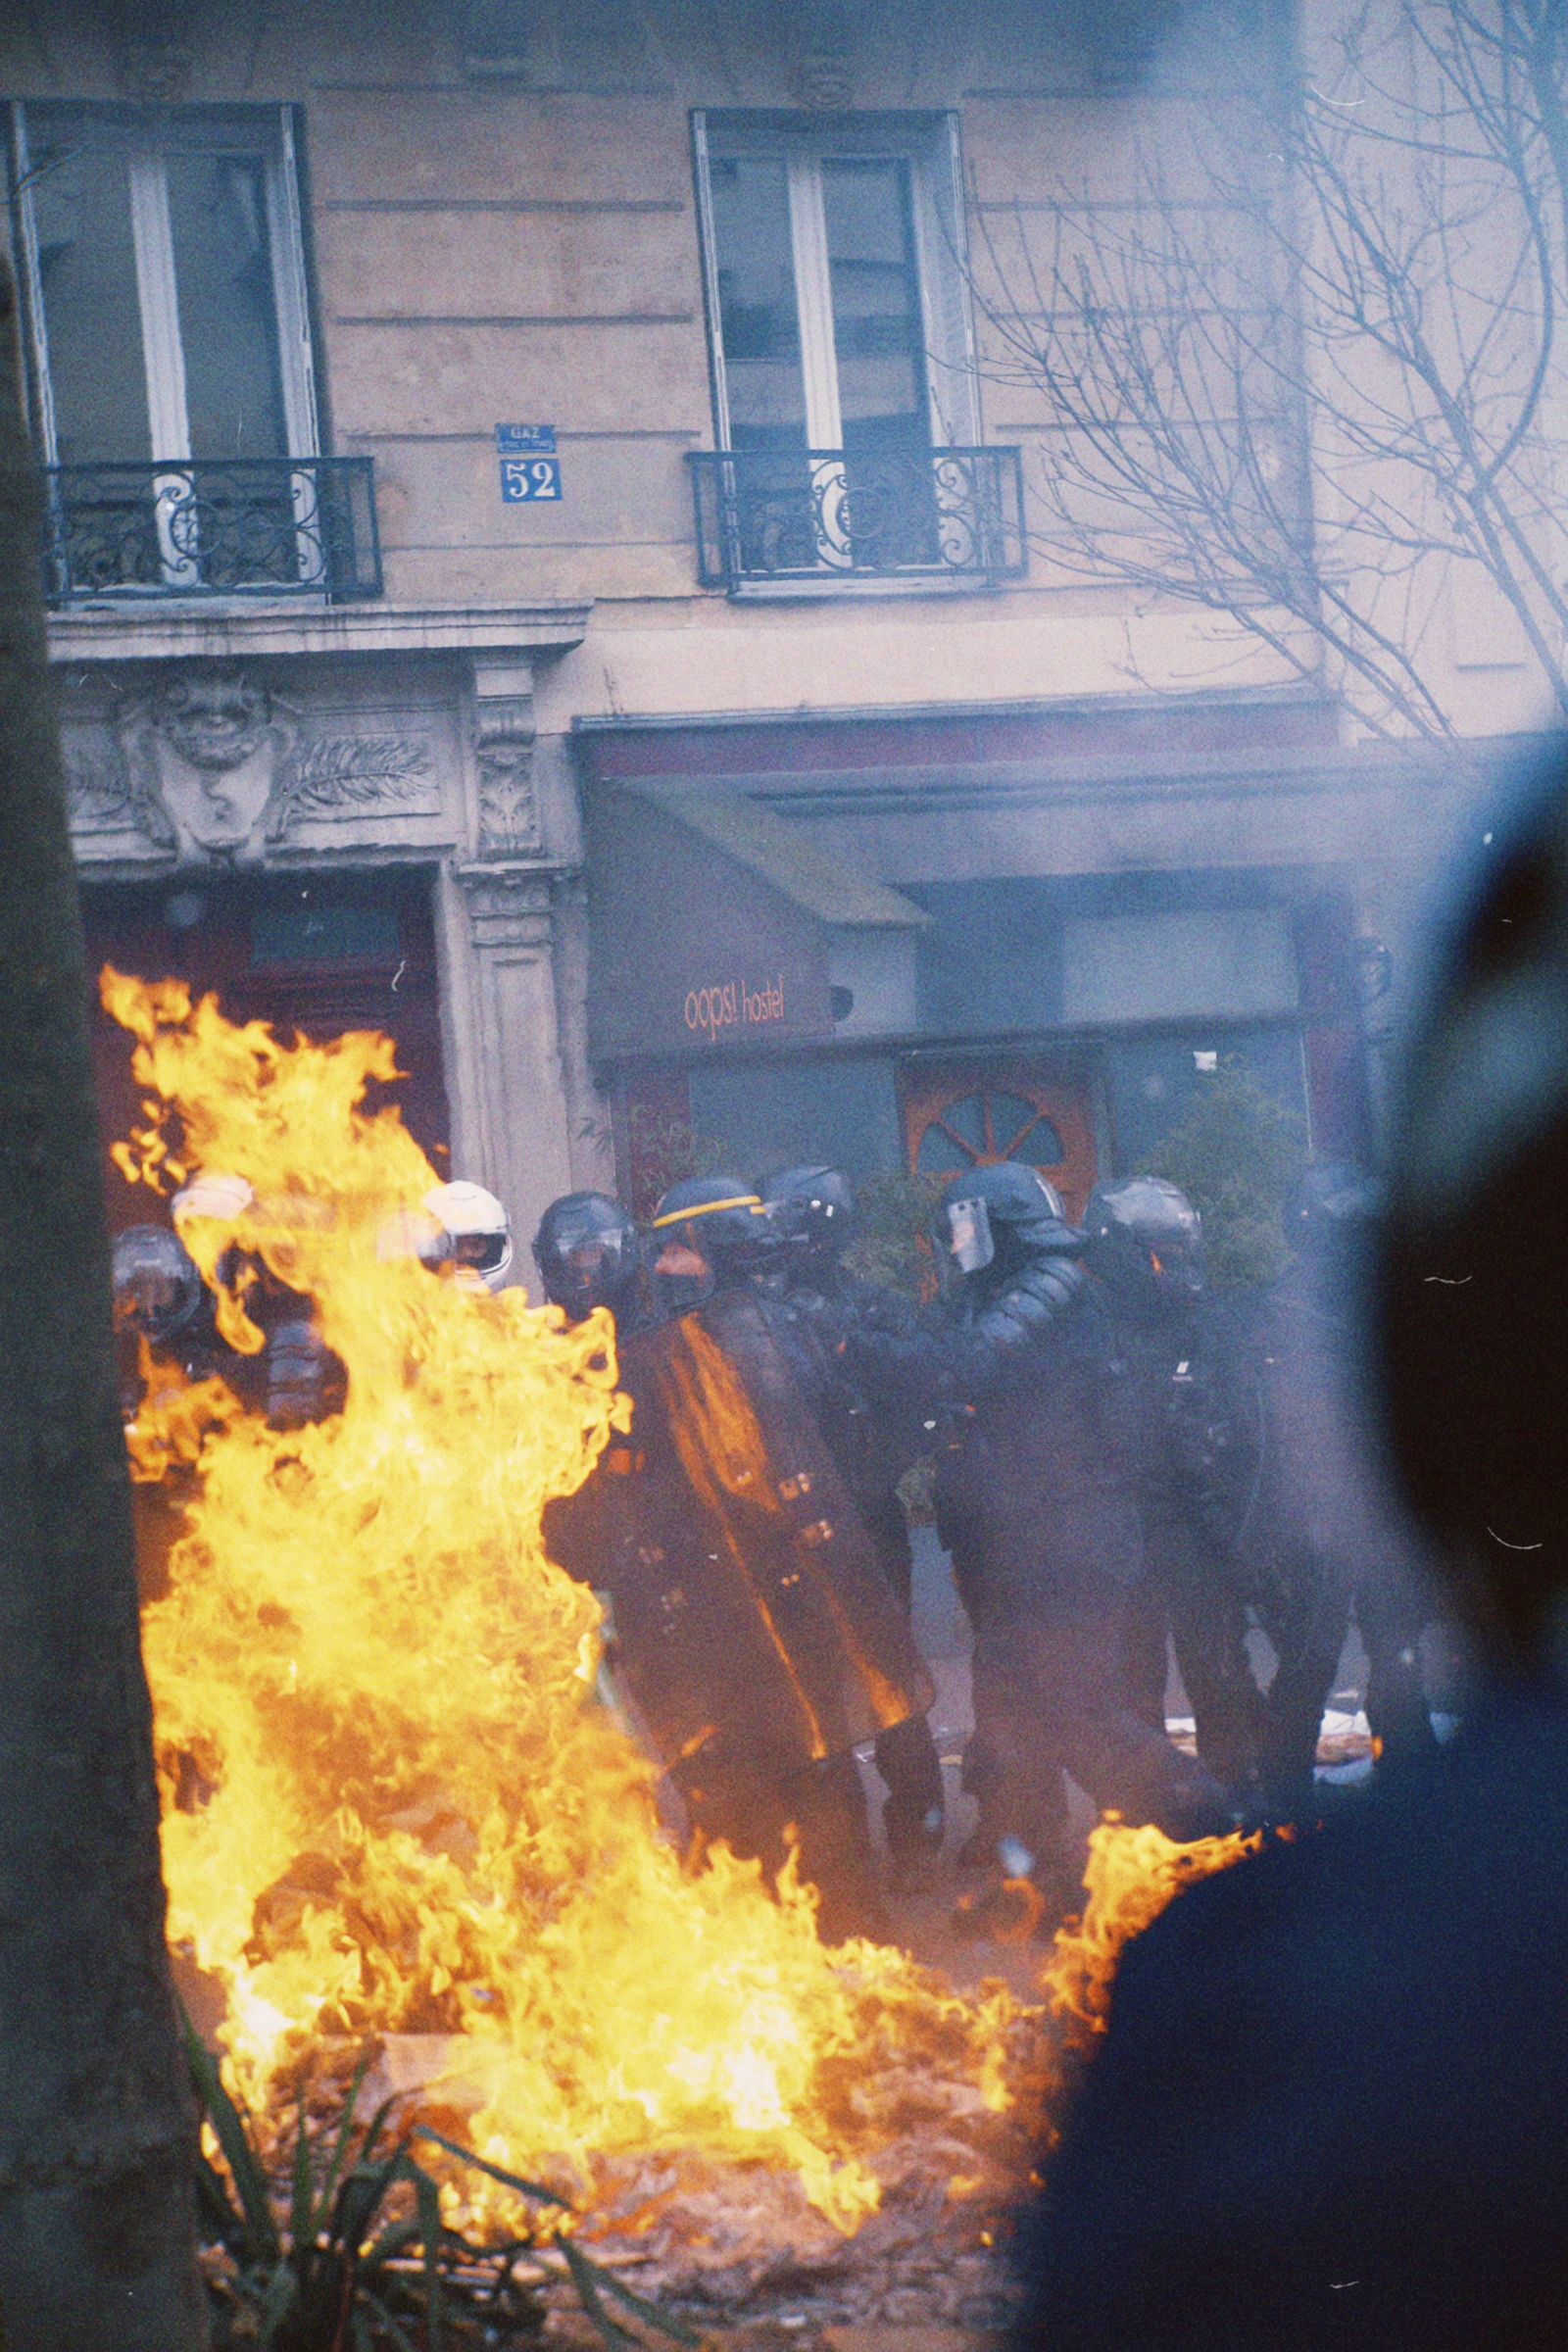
[569,2245,704,2347]
[352,2093,401,2175]
[414,2127,570,2208]
[360,2217,422,2274]
[289,2080,315,2259]
[256,2261,299,2347]
[180,2004,281,2266]
[333,2145,407,2257]
[406,2155,446,2352]
[314,2048,373,2241]
[560,2238,638,2348]
[194,2147,246,2255]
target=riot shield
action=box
[549,1289,934,1783]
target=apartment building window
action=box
[689,113,1022,591]
[10,104,378,600]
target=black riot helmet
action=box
[1376,738,1568,1648]
[758,1164,858,1267]
[649,1174,773,1312]
[532,1191,641,1323]
[939,1162,1077,1288]
[1087,1176,1205,1316]
[113,1223,204,1346]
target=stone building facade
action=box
[3,0,1549,1260]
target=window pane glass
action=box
[822,158,928,456]
[28,129,151,464]
[708,154,807,451]
[167,152,289,458]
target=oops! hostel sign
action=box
[684,973,787,1045]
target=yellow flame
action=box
[1040,1815,1262,2035]
[107,970,1041,2233]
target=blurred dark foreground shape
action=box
[1016,738,1568,2351]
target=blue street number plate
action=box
[500,456,562,502]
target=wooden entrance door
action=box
[81,869,450,1231]
[901,1057,1098,1221]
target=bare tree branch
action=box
[968,0,1568,737]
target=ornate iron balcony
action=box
[43,456,382,604]
[688,444,1026,591]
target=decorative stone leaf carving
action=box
[475,738,542,855]
[266,736,440,840]
[64,740,176,851]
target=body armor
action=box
[546,1287,933,1782]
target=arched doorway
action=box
[901,1057,1098,1221]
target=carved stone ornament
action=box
[475,740,542,855]
[456,860,556,937]
[103,0,194,102]
[265,735,441,842]
[789,0,856,109]
[65,733,176,851]
[124,665,291,858]
[472,689,541,858]
[153,668,274,773]
[110,33,194,104]
[65,662,443,863]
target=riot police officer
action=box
[758,1165,946,1886]
[908,1165,1231,1923]
[1217,1161,1439,1803]
[544,1173,927,1943]
[172,1171,345,1431]
[112,1220,254,1600]
[646,1173,776,1311]
[1085,1177,1264,1797]
[112,1222,206,1396]
[532,1191,651,1330]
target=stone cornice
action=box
[46,602,593,668]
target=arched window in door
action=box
[902,1061,1098,1221]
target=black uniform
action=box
[1110,1305,1266,1794]
[759,1261,947,1875]
[114,1224,267,1601]
[1084,1179,1268,1798]
[1203,1185,1438,1803]
[545,1180,930,1940]
[858,1166,1231,1907]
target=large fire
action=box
[105,970,1257,2251]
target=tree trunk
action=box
[0,267,209,2347]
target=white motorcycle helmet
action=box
[172,1171,257,1229]
[420,1180,514,1293]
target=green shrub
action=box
[1144,1058,1306,1291]
[186,2012,698,2351]
[844,1168,946,1302]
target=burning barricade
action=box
[105,968,1256,2329]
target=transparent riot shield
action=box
[548,1288,934,1783]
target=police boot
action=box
[787,1755,897,1947]
[954,1837,1083,1945]
[877,1712,947,1892]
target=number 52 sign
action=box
[501,455,561,501]
[496,425,562,502]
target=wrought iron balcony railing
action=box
[688,444,1026,591]
[43,456,382,605]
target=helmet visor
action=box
[562,1234,626,1292]
[455,1229,510,1275]
[946,1196,995,1276]
[116,1267,182,1335]
[1151,1232,1205,1298]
